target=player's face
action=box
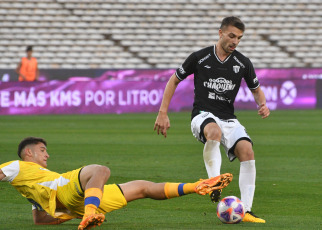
[27,51,32,58]
[30,143,49,168]
[219,25,243,54]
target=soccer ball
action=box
[216,196,245,224]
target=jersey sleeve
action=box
[243,58,260,90]
[175,52,198,81]
[0,160,20,182]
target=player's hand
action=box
[257,103,270,119]
[154,111,170,138]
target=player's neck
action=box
[23,159,45,167]
[215,44,230,61]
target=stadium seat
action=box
[0,0,321,69]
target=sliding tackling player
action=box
[0,137,232,229]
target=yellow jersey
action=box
[0,160,75,219]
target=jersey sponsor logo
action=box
[253,77,259,84]
[208,92,216,99]
[178,65,186,75]
[233,65,240,73]
[208,92,231,103]
[198,54,211,64]
[204,78,236,95]
[39,167,49,171]
[233,56,245,68]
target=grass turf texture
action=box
[0,110,321,230]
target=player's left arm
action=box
[244,58,270,119]
[1,165,70,225]
[251,86,270,119]
[32,209,71,225]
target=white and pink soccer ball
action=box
[217,196,245,224]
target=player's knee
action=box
[244,149,254,159]
[97,165,110,180]
[234,140,254,161]
[88,164,110,181]
[205,127,221,141]
[236,149,254,161]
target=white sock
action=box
[203,140,222,178]
[239,160,256,212]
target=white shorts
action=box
[191,112,252,161]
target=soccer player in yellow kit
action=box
[0,137,233,230]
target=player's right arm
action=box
[16,60,26,80]
[154,73,181,138]
[15,61,21,75]
[0,169,5,181]
[154,52,197,138]
[32,209,71,225]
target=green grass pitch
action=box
[0,110,321,229]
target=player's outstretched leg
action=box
[195,173,233,195]
[119,173,233,202]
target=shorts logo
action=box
[201,112,209,118]
[233,65,240,73]
[178,65,186,75]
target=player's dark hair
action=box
[26,46,33,52]
[220,16,245,32]
[18,137,47,159]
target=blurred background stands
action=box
[0,0,321,69]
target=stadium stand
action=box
[0,0,321,69]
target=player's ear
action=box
[24,147,33,158]
[218,29,223,39]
